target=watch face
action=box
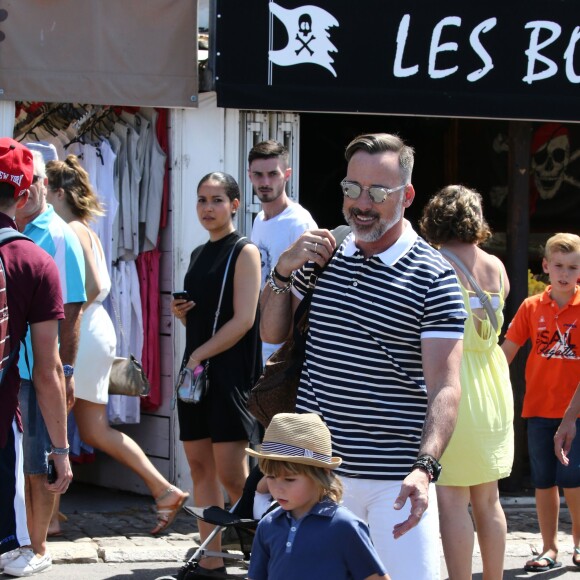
[63,365,74,377]
[428,457,442,481]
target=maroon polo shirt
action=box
[0,212,64,448]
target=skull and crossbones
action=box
[295,14,315,56]
[532,126,580,200]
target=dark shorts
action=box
[18,380,50,475]
[528,417,580,489]
[177,371,259,444]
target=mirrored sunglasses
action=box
[340,179,406,203]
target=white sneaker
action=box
[3,548,52,577]
[0,549,22,572]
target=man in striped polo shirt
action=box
[260,133,466,579]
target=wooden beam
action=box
[502,120,531,491]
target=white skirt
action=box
[74,303,117,404]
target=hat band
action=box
[261,441,333,464]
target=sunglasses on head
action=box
[340,180,407,204]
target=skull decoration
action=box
[532,134,570,200]
[299,14,312,37]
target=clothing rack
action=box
[13,103,140,147]
[14,103,89,142]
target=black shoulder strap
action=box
[293,225,351,329]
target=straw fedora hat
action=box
[246,413,342,469]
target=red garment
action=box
[505,286,580,418]
[155,108,170,230]
[137,248,162,411]
[0,214,64,446]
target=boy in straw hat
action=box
[247,413,390,580]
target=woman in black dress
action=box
[171,172,262,576]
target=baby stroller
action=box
[157,467,275,580]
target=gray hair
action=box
[345,133,415,184]
[31,150,46,180]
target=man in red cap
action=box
[0,138,72,577]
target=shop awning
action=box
[0,0,198,108]
[215,0,580,122]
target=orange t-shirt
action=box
[505,287,580,418]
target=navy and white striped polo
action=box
[293,223,466,481]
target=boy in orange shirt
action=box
[502,233,580,572]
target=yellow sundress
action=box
[437,274,514,486]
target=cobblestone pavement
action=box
[27,484,578,578]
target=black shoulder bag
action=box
[248,226,351,427]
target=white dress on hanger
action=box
[75,225,117,404]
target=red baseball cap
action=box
[0,138,34,198]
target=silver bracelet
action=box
[50,445,70,455]
[267,270,293,294]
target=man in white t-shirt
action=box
[249,140,316,363]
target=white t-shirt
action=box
[251,202,317,288]
[251,202,317,362]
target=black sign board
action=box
[215,0,580,122]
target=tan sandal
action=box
[150,487,189,535]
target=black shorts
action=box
[177,370,259,444]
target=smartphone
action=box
[47,459,57,484]
[172,291,190,300]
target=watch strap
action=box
[411,454,442,482]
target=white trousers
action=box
[342,477,440,580]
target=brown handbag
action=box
[109,354,151,397]
[247,299,310,427]
[248,226,351,427]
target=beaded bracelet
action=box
[50,445,70,455]
[267,269,293,294]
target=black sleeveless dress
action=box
[177,232,261,443]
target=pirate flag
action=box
[268,2,339,78]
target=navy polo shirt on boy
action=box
[249,499,387,580]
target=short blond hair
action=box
[544,233,580,259]
[258,457,343,504]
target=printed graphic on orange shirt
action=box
[536,320,578,359]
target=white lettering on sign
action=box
[429,16,461,79]
[395,15,498,82]
[564,26,580,83]
[467,17,497,82]
[394,15,419,77]
[523,21,561,84]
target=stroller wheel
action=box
[179,563,230,579]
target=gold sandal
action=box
[150,487,189,535]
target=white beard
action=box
[343,196,404,243]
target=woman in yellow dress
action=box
[420,185,514,580]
